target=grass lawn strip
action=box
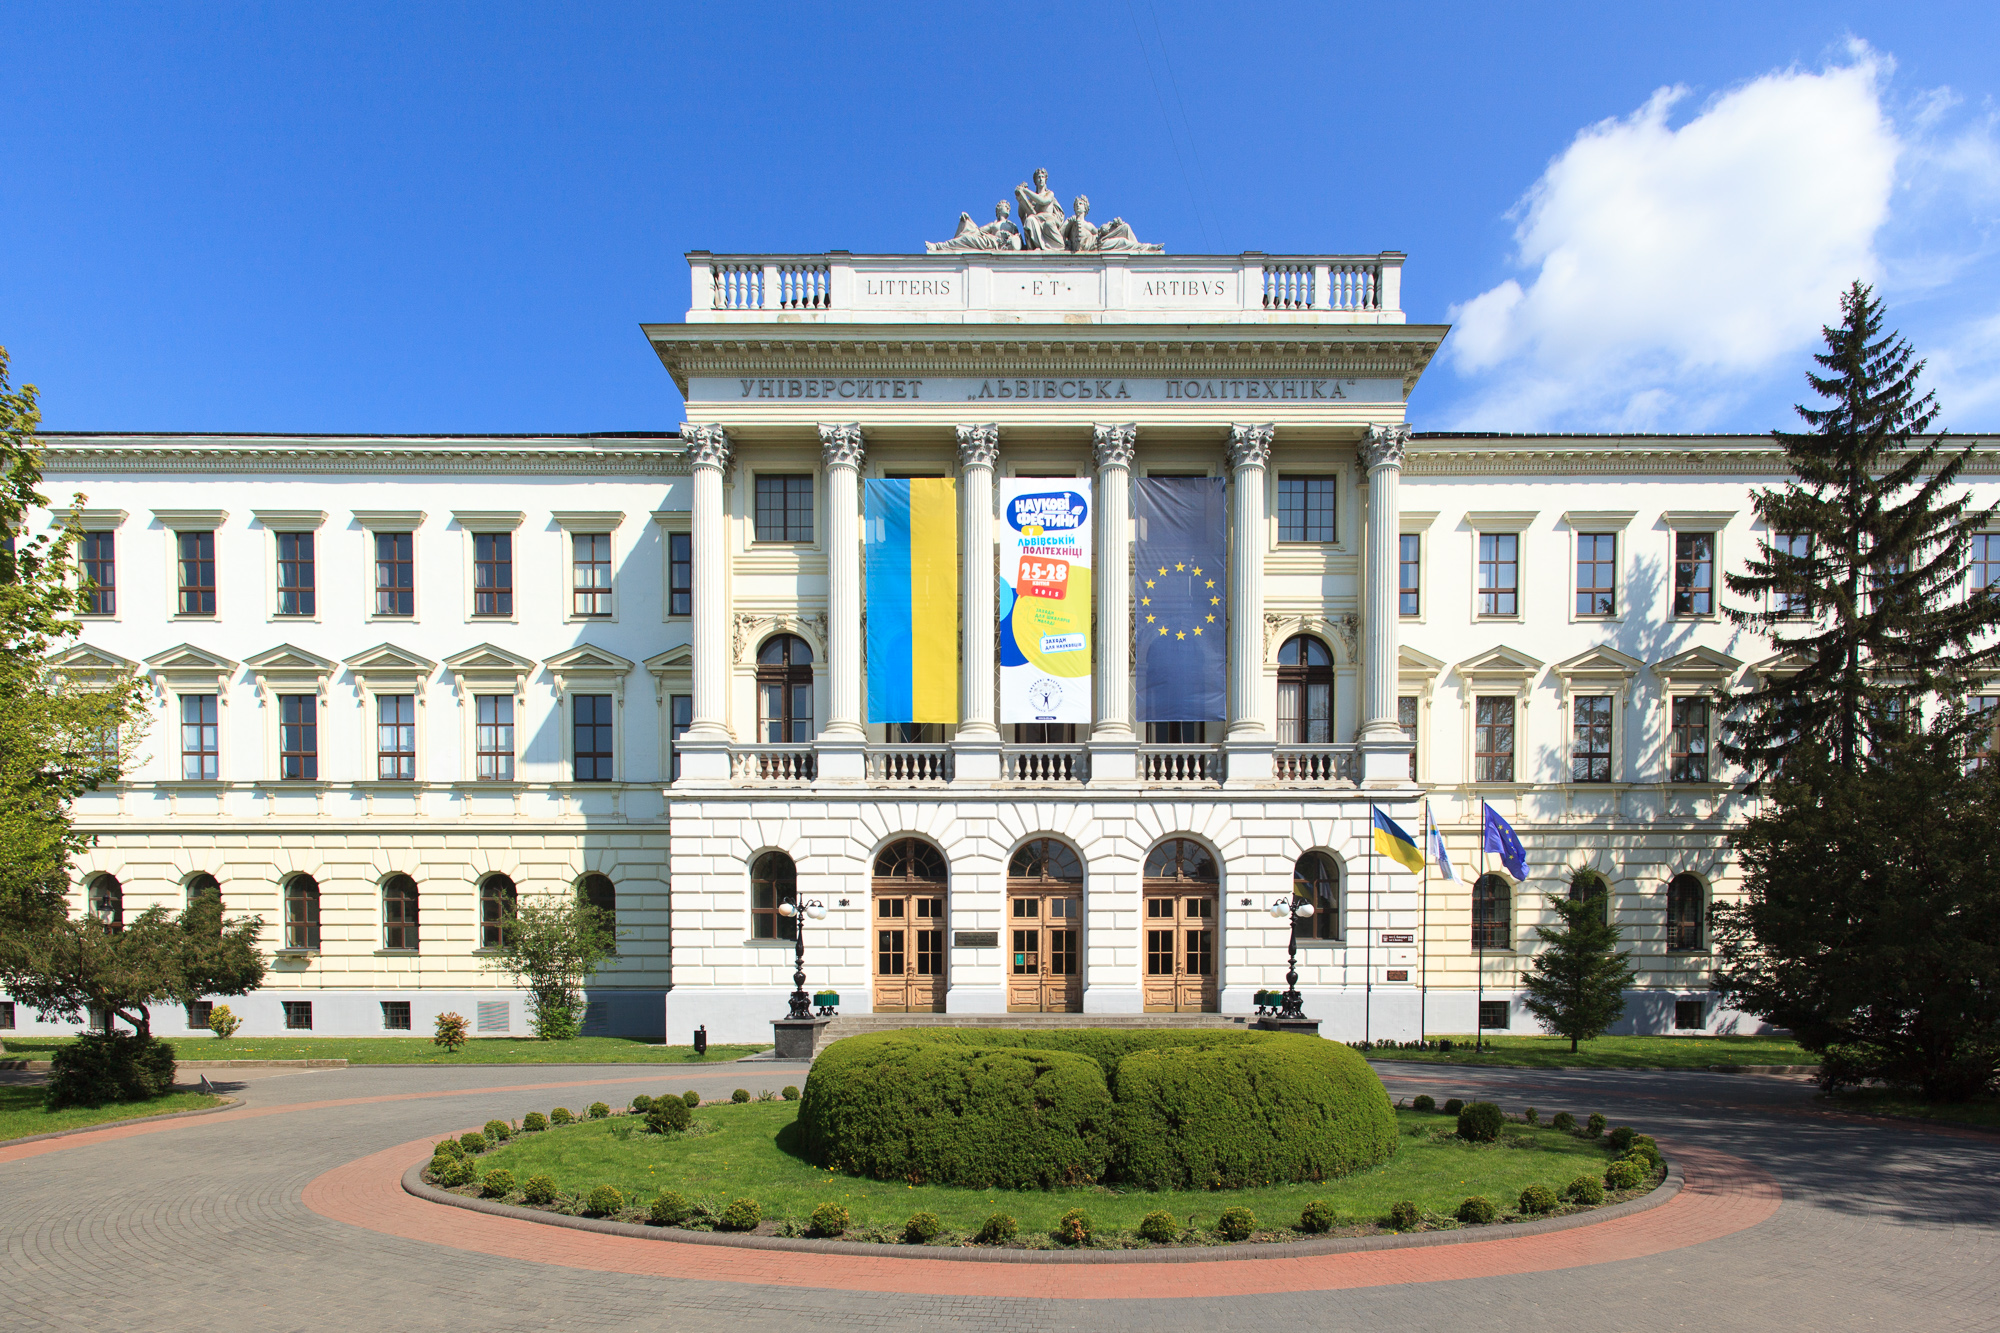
[1376,1034,1811,1070]
[0,1036,767,1065]
[463,1101,1657,1246]
[0,1084,224,1143]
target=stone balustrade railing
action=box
[731,746,817,784]
[1001,745,1089,784]
[865,745,952,783]
[1137,746,1223,784]
[1272,745,1361,785]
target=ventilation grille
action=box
[476,1000,509,1033]
[581,1001,610,1036]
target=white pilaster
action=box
[817,424,867,779]
[1090,423,1138,780]
[677,423,733,784]
[1359,422,1412,785]
[953,425,1002,779]
[1224,424,1275,782]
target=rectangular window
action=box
[180,694,219,780]
[572,694,614,782]
[282,1000,313,1030]
[1398,695,1419,781]
[381,1000,412,1031]
[1774,532,1813,618]
[1674,532,1715,616]
[671,693,692,781]
[1971,695,2000,770]
[276,532,316,616]
[1474,696,1516,783]
[1478,1000,1510,1030]
[475,695,515,781]
[81,531,116,615]
[754,474,814,543]
[1575,533,1616,616]
[376,694,416,781]
[177,531,215,616]
[185,1000,212,1031]
[1674,999,1705,1030]
[668,532,693,617]
[1477,533,1518,617]
[1972,533,2000,599]
[473,533,513,616]
[279,694,318,780]
[1670,697,1710,782]
[1572,696,1613,783]
[1398,533,1421,616]
[572,533,612,617]
[1,1000,16,1029]
[374,532,413,616]
[1277,475,1336,543]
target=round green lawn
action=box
[461,1100,1656,1243]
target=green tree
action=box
[1519,880,1635,1052]
[1711,724,2000,1101]
[1723,281,2000,777]
[484,894,617,1040]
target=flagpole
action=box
[1365,803,1374,1045]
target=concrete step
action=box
[821,1013,1255,1041]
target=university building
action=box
[16,189,1992,1042]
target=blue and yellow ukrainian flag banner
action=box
[864,478,959,723]
[1372,806,1426,874]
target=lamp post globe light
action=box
[1267,897,1315,1020]
[775,898,828,1021]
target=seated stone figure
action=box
[1014,168,1068,251]
[927,200,1022,252]
[1066,195,1162,253]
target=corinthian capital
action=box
[1225,423,1275,472]
[955,423,1000,470]
[1091,423,1137,471]
[1359,423,1411,472]
[682,423,733,472]
[818,422,867,470]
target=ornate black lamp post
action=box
[1266,897,1316,1019]
[775,897,828,1020]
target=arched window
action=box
[1667,873,1705,952]
[1293,852,1340,941]
[578,873,618,945]
[383,874,419,951]
[1276,635,1334,743]
[1568,870,1610,925]
[187,872,221,911]
[88,874,123,930]
[283,874,321,951]
[756,635,814,742]
[751,852,797,940]
[874,838,947,882]
[1144,838,1217,882]
[1008,838,1082,882]
[1472,873,1511,950]
[479,874,516,950]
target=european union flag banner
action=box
[1135,476,1226,722]
[864,478,959,724]
[1482,802,1528,881]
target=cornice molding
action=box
[43,435,687,477]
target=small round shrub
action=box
[1442,1098,1466,1116]
[731,1088,751,1104]
[483,1119,510,1142]
[717,1197,762,1231]
[1411,1094,1436,1113]
[1457,1101,1506,1143]
[976,1213,1018,1244]
[480,1169,516,1199]
[435,1137,467,1160]
[522,1111,548,1132]
[901,1211,944,1244]
[1607,1125,1637,1153]
[1215,1206,1256,1242]
[551,1107,574,1125]
[1138,1210,1177,1243]
[1551,1111,1576,1132]
[644,1098,693,1134]
[1564,1174,1605,1206]
[1586,1112,1607,1137]
[1053,1207,1093,1245]
[522,1174,559,1206]
[1522,1106,1540,1126]
[682,1090,701,1108]
[631,1094,654,1113]
[782,1085,800,1101]
[587,1102,610,1119]
[1622,1145,1663,1174]
[585,1185,624,1217]
[458,1131,488,1155]
[1387,1200,1421,1230]
[1604,1159,1646,1191]
[807,1202,849,1237]
[430,1154,475,1188]
[1517,1183,1558,1215]
[1457,1195,1497,1224]
[1297,1199,1335,1234]
[649,1190,690,1225]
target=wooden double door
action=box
[1142,839,1221,1013]
[1008,888,1082,1012]
[872,838,947,1012]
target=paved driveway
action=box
[3,1058,1994,1332]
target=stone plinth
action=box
[1254,1017,1323,1037]
[771,1017,833,1060]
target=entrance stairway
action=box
[820,1012,1255,1042]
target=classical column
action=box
[676,423,733,783]
[1225,424,1274,740]
[1092,423,1137,739]
[1358,423,1412,785]
[956,424,1000,739]
[818,424,866,755]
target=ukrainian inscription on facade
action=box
[690,376,1404,403]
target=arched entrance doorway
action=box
[1006,838,1083,1013]
[1143,838,1218,1013]
[872,838,947,1012]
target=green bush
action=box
[585,1185,624,1217]
[430,1154,475,1188]
[731,1088,751,1104]
[551,1107,574,1125]
[522,1111,548,1132]
[458,1131,488,1155]
[649,1190,690,1225]
[644,1098,692,1134]
[807,1202,849,1237]
[1215,1206,1256,1241]
[1607,1125,1637,1153]
[631,1094,654,1113]
[976,1213,1018,1244]
[587,1102,610,1119]
[1622,1143,1663,1173]
[1298,1199,1336,1233]
[717,1197,761,1231]
[1551,1111,1576,1132]
[782,1085,800,1100]
[1522,1106,1539,1126]
[1457,1195,1497,1224]
[1456,1101,1505,1143]
[43,1033,177,1109]
[435,1137,467,1160]
[484,1119,510,1143]
[1442,1098,1465,1116]
[523,1174,559,1206]
[1137,1210,1177,1243]
[480,1169,516,1199]
[1586,1112,1606,1137]
[1517,1183,1558,1215]
[1387,1200,1420,1230]
[682,1090,701,1108]
[1411,1094,1436,1113]
[1053,1207,1093,1245]
[1564,1174,1605,1206]
[1604,1159,1646,1191]
[901,1211,944,1244]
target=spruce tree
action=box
[1724,282,2000,776]
[1520,883,1636,1053]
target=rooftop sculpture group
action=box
[927,168,1164,254]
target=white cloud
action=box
[1443,48,1900,430]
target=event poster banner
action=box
[999,478,1093,725]
[1134,476,1227,723]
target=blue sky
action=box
[4,2,1999,436]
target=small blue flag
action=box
[1482,802,1527,881]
